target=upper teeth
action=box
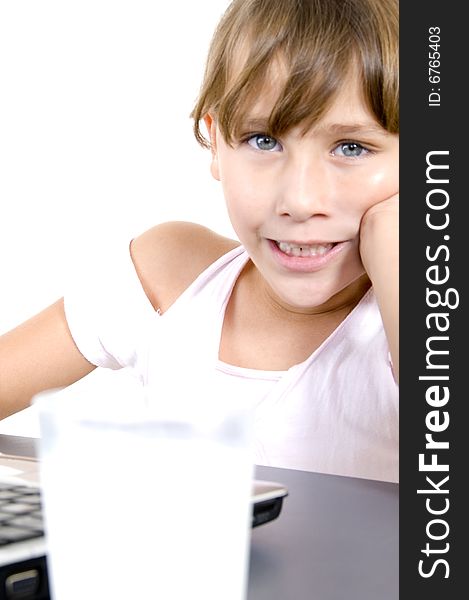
[277,241,333,257]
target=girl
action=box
[0,0,399,482]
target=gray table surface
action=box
[249,465,398,600]
[1,435,398,600]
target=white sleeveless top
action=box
[65,244,399,482]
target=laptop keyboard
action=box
[0,483,44,546]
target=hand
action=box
[359,193,399,383]
[359,193,399,283]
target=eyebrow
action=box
[239,118,271,132]
[317,122,390,137]
[239,117,390,138]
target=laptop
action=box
[0,435,288,600]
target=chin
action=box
[272,283,337,311]
[271,272,366,312]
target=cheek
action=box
[224,186,264,230]
[221,177,252,229]
[344,166,398,214]
[221,163,268,220]
[368,167,398,195]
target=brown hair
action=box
[191,0,398,147]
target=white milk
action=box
[35,388,254,600]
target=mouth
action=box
[267,238,347,273]
[274,240,337,258]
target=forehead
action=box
[309,76,385,133]
[244,64,383,135]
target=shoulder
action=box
[130,221,240,312]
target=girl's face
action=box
[206,77,399,312]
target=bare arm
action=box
[1,222,236,420]
[131,221,239,313]
[0,298,96,420]
[360,194,399,384]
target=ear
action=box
[203,114,220,181]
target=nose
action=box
[277,156,332,221]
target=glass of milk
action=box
[34,386,254,600]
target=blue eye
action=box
[247,134,282,152]
[332,142,369,158]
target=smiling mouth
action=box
[274,240,336,257]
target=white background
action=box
[0,1,234,435]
